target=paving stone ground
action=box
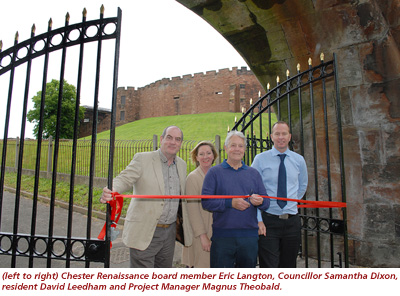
[0,191,337,268]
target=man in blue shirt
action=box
[252,121,308,268]
[202,131,270,268]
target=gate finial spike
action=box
[308,57,312,66]
[66,12,70,22]
[297,63,300,72]
[32,24,36,34]
[83,8,87,17]
[286,69,290,77]
[227,125,230,132]
[276,76,280,84]
[0,40,2,51]
[320,52,324,62]
[15,31,19,41]
[100,4,105,15]
[258,90,261,97]
[250,98,253,105]
[49,18,53,28]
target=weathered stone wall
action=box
[115,67,263,126]
[79,107,112,138]
[176,0,400,267]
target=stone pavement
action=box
[0,190,182,268]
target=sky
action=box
[0,0,248,138]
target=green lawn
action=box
[94,112,274,141]
[3,171,110,215]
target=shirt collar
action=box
[158,149,175,164]
[221,159,248,170]
[272,146,290,156]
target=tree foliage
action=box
[27,79,85,139]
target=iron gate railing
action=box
[232,53,349,268]
[0,6,121,267]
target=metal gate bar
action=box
[333,56,349,267]
[308,59,321,266]
[47,14,70,268]
[65,9,86,269]
[0,6,121,267]
[232,53,348,268]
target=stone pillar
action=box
[177,0,400,267]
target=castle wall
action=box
[115,66,263,126]
[117,86,140,124]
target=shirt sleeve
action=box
[251,154,261,172]
[257,208,263,222]
[254,169,270,211]
[297,156,308,199]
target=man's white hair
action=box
[225,130,246,147]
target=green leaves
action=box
[27,79,85,139]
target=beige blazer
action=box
[112,150,192,250]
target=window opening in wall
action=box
[120,110,125,121]
[240,84,246,89]
[215,91,223,95]
[174,96,180,100]
[121,95,126,106]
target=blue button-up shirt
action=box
[251,146,308,218]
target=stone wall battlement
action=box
[81,66,262,138]
[136,66,254,90]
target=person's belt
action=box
[156,223,171,228]
[264,212,297,220]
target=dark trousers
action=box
[210,236,258,268]
[258,212,301,268]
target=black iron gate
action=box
[232,54,349,268]
[0,6,121,267]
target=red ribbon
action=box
[98,192,346,245]
[112,192,347,207]
[97,193,124,245]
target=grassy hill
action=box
[3,112,277,218]
[95,112,277,141]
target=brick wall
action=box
[115,66,263,126]
[78,66,263,137]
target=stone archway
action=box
[177,0,400,267]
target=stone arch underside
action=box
[177,0,400,267]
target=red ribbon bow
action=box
[97,192,124,246]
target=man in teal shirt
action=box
[252,121,308,268]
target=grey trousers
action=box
[129,222,176,268]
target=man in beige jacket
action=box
[100,126,192,268]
